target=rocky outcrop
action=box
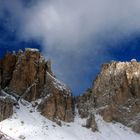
[77,91,92,118]
[0,98,13,122]
[0,49,54,101]
[77,60,140,133]
[0,98,13,121]
[0,90,16,122]
[38,72,74,122]
[1,48,140,133]
[0,48,74,123]
[85,114,98,132]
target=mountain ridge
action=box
[0,48,140,139]
[0,48,74,123]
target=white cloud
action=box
[2,0,140,51]
[17,0,140,48]
[1,0,140,94]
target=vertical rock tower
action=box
[0,48,74,122]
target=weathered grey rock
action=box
[85,114,98,132]
[77,92,92,118]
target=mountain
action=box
[0,100,140,140]
[0,49,140,140]
[0,48,74,123]
[77,59,140,133]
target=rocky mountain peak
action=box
[77,60,140,133]
[0,48,74,123]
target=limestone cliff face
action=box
[0,49,74,123]
[0,97,14,122]
[77,60,140,133]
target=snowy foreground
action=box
[0,101,140,140]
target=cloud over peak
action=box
[1,0,140,94]
[1,0,140,49]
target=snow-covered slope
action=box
[0,101,140,140]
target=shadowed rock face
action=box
[0,54,17,122]
[85,114,98,132]
[0,53,17,89]
[0,98,13,121]
[77,60,140,133]
[0,90,16,122]
[0,49,74,123]
[38,92,74,122]
[38,72,74,122]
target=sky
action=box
[1,0,140,96]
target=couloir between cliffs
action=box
[0,49,140,134]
